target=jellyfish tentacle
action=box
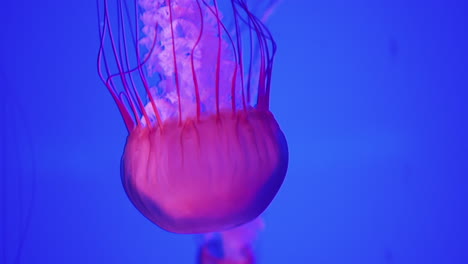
[104,0,142,127]
[200,0,240,115]
[166,0,183,125]
[231,1,246,111]
[97,2,135,131]
[105,24,162,131]
[117,0,152,127]
[245,14,254,107]
[191,0,204,121]
[128,0,163,129]
[213,0,222,117]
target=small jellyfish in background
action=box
[97,0,288,234]
[0,69,36,264]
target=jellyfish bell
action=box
[98,0,288,234]
[123,109,287,233]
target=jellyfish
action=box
[97,0,288,234]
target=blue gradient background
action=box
[1,0,467,263]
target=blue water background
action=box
[1,0,467,263]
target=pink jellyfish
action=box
[97,0,287,234]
